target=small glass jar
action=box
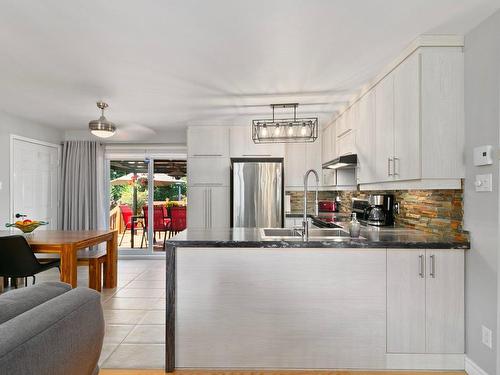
[349,212,361,238]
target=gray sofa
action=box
[0,282,104,375]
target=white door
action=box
[11,137,60,229]
[374,74,395,182]
[394,51,421,181]
[425,249,464,353]
[387,249,426,353]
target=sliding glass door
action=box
[106,156,186,256]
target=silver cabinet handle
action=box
[393,157,399,176]
[419,254,424,278]
[429,254,436,278]
[208,189,212,228]
[387,157,393,176]
[205,188,209,228]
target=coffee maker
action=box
[366,194,395,226]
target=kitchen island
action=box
[165,227,469,372]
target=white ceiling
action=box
[0,0,498,135]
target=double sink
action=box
[261,228,365,241]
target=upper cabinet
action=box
[229,126,284,158]
[187,126,229,157]
[285,138,322,188]
[323,45,464,190]
[356,90,376,184]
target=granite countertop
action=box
[167,226,470,249]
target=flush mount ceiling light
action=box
[252,103,318,144]
[89,101,116,138]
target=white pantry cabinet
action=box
[229,126,284,157]
[187,157,230,186]
[387,249,464,354]
[187,126,229,157]
[187,186,230,229]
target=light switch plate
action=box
[475,174,493,192]
[482,325,493,349]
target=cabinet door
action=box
[387,249,426,353]
[374,75,395,182]
[285,143,307,187]
[426,249,464,353]
[321,125,335,163]
[187,186,208,228]
[356,91,376,184]
[209,187,230,228]
[188,157,230,186]
[230,126,284,157]
[336,130,355,157]
[188,126,229,157]
[306,138,322,176]
[394,52,421,181]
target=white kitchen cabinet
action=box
[187,186,229,229]
[321,124,335,163]
[229,126,284,157]
[188,126,229,157]
[425,249,464,353]
[394,52,421,181]
[356,91,376,184]
[284,143,307,187]
[285,138,323,188]
[374,74,395,183]
[335,111,349,138]
[336,130,356,157]
[187,157,230,186]
[387,249,426,353]
[387,249,464,354]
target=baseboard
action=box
[465,357,488,375]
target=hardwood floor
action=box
[99,370,466,375]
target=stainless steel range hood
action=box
[322,154,358,170]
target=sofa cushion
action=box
[0,282,71,324]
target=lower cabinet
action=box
[187,186,230,229]
[387,249,464,354]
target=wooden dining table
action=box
[0,230,118,289]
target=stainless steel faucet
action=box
[303,169,319,241]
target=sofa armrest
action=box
[0,288,104,375]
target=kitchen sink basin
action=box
[261,228,364,240]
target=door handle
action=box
[419,254,424,278]
[429,254,436,278]
[387,157,393,176]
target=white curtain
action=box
[59,141,105,230]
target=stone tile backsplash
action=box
[286,186,465,240]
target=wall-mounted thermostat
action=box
[473,145,493,166]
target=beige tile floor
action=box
[27,259,167,369]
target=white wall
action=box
[0,111,63,225]
[463,10,500,375]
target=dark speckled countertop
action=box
[167,226,469,249]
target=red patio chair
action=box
[170,206,187,236]
[141,206,171,249]
[119,204,134,246]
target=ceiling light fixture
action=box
[89,101,116,138]
[252,103,318,143]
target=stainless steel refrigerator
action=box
[231,158,284,228]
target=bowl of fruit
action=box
[6,219,49,233]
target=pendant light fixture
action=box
[89,101,116,138]
[252,103,318,143]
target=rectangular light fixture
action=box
[252,103,318,144]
